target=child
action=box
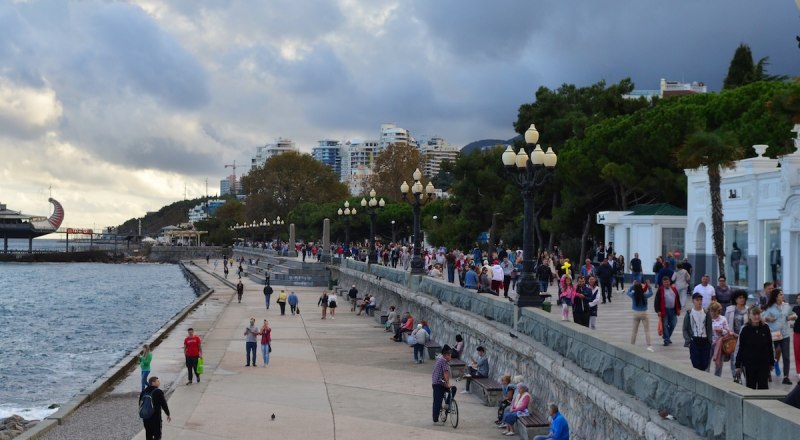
[560,276,576,321]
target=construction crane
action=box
[224,160,249,196]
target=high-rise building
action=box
[219,175,239,196]
[419,136,459,178]
[341,139,380,194]
[379,123,415,150]
[188,199,226,224]
[312,140,342,177]
[251,138,298,167]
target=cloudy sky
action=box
[1,0,798,229]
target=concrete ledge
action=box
[13,418,59,440]
[43,393,91,425]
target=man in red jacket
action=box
[654,277,681,346]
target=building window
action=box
[661,228,685,262]
[724,221,748,286]
[763,220,781,285]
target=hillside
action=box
[460,135,521,155]
[116,197,206,236]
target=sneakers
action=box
[775,361,781,377]
[462,374,472,378]
[186,381,193,385]
[460,390,470,394]
[783,377,792,385]
[647,346,655,352]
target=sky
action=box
[1,0,798,229]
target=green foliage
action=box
[367,143,424,201]
[723,44,787,90]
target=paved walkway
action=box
[132,261,499,439]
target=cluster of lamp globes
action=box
[400,168,435,197]
[230,217,285,230]
[502,124,558,169]
[338,189,387,217]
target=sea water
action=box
[0,263,197,420]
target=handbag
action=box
[771,330,783,342]
[196,357,204,375]
[268,344,272,353]
[657,318,664,336]
[406,334,418,346]
[721,334,738,356]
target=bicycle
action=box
[439,386,459,428]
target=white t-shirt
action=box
[491,264,504,281]
[692,284,715,310]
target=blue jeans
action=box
[414,343,425,361]
[265,295,271,309]
[632,272,642,283]
[538,280,548,293]
[662,308,677,343]
[141,370,150,391]
[261,343,270,365]
[246,342,257,366]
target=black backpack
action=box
[139,390,155,419]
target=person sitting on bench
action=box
[356,294,372,315]
[461,346,489,392]
[392,312,414,342]
[359,295,377,316]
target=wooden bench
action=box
[425,340,441,360]
[448,359,466,378]
[468,377,503,407]
[515,407,549,440]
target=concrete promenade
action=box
[132,261,499,439]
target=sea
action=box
[0,261,198,421]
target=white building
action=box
[379,123,414,150]
[251,138,297,167]
[419,136,459,177]
[340,139,380,194]
[685,127,800,293]
[624,78,708,101]
[597,204,687,276]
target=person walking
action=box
[277,290,288,315]
[683,293,713,371]
[627,280,654,352]
[763,288,797,385]
[236,280,244,303]
[263,282,273,310]
[183,328,202,385]
[709,302,731,377]
[654,277,681,346]
[327,290,338,319]
[725,290,749,378]
[671,263,691,306]
[260,319,271,366]
[736,306,775,389]
[138,344,152,392]
[411,323,429,363]
[318,291,329,319]
[793,295,800,380]
[629,252,642,284]
[140,376,171,440]
[288,291,299,316]
[244,318,259,367]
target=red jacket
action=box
[654,285,681,315]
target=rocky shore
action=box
[0,416,37,440]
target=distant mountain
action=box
[460,135,521,155]
[116,197,205,236]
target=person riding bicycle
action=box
[432,345,457,423]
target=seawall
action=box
[15,261,216,440]
[334,259,800,440]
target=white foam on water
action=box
[0,405,58,421]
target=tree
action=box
[676,131,744,278]
[366,143,424,201]
[241,151,349,223]
[723,44,787,90]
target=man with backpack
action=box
[139,376,171,440]
[263,282,273,310]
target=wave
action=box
[0,405,58,421]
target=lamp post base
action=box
[515,275,548,308]
[368,251,378,265]
[410,256,425,274]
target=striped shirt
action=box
[431,356,448,385]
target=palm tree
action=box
[676,131,744,278]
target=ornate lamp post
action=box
[400,168,435,274]
[502,124,557,307]
[271,216,285,243]
[337,201,357,250]
[360,189,385,264]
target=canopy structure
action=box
[163,229,207,246]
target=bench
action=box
[380,313,389,325]
[515,407,549,440]
[448,359,466,378]
[425,340,441,360]
[468,377,503,407]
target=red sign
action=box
[66,228,93,235]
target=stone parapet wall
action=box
[147,245,228,262]
[332,263,800,440]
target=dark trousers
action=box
[413,343,425,361]
[600,280,613,301]
[432,384,457,422]
[246,341,257,366]
[744,365,771,390]
[278,301,286,315]
[465,367,485,391]
[143,418,162,440]
[573,311,590,327]
[662,309,678,343]
[290,304,297,315]
[185,356,200,382]
[264,294,271,309]
[689,338,711,371]
[448,266,456,283]
[503,275,511,296]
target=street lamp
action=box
[502,123,557,307]
[391,220,396,244]
[338,201,357,251]
[360,189,385,264]
[400,168,436,274]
